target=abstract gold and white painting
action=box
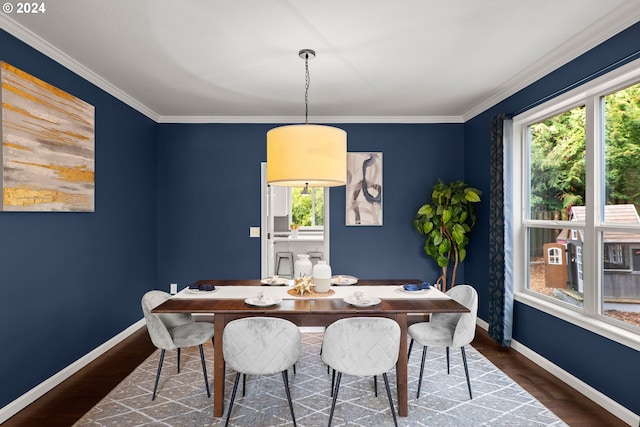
[346,152,382,226]
[1,62,95,212]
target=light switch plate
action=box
[249,227,260,237]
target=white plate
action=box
[331,275,358,285]
[260,277,289,286]
[245,296,282,307]
[396,286,428,294]
[185,288,218,294]
[343,295,381,307]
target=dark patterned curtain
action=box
[488,114,513,346]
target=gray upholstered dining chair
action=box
[222,317,301,427]
[322,317,400,427]
[407,284,478,399]
[141,290,214,400]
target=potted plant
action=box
[289,223,300,238]
[413,180,481,291]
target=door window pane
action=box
[291,186,324,227]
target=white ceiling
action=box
[2,0,639,123]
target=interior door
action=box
[261,162,330,278]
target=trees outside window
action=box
[291,186,324,228]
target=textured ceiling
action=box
[2,0,639,122]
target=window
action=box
[511,58,640,350]
[607,244,624,266]
[547,247,562,265]
[290,186,324,229]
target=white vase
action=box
[312,260,332,293]
[294,254,312,278]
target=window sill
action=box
[515,291,640,352]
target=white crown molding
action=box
[0,15,160,122]
[2,4,639,126]
[157,115,464,124]
[0,15,461,125]
[463,0,640,121]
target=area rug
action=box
[73,332,567,426]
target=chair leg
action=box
[461,346,472,399]
[242,374,247,397]
[417,346,428,399]
[282,370,297,427]
[408,338,414,360]
[374,375,378,397]
[198,344,211,398]
[224,373,241,427]
[177,347,181,373]
[330,369,336,396]
[383,372,398,427]
[446,347,450,374]
[152,349,165,401]
[328,371,342,427]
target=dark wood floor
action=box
[3,326,627,427]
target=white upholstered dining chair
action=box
[322,317,401,427]
[141,290,214,400]
[222,316,301,427]
[407,284,478,399]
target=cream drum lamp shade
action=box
[267,124,347,187]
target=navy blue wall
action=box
[464,22,640,415]
[0,30,158,407]
[3,16,639,419]
[157,123,466,287]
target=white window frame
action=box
[511,57,640,352]
[547,247,562,265]
[608,244,624,265]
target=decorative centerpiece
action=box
[287,275,336,298]
[292,276,314,295]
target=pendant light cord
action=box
[304,52,310,124]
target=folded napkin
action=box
[353,291,371,304]
[257,291,266,303]
[255,291,275,304]
[189,283,216,291]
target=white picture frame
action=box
[346,152,382,226]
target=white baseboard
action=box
[476,320,639,426]
[0,318,146,424]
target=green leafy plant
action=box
[413,180,481,290]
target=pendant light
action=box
[267,49,347,187]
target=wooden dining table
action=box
[152,279,469,418]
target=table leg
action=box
[213,314,226,417]
[396,313,408,417]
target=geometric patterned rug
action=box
[72,332,568,426]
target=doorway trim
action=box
[261,162,330,277]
